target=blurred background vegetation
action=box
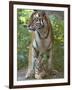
[17,9,64,74]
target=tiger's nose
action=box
[27,24,31,29]
[27,24,32,29]
[27,25,33,30]
[27,24,30,28]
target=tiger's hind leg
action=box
[48,48,59,78]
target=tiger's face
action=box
[28,11,48,32]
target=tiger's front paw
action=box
[25,70,35,79]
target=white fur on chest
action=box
[33,31,51,52]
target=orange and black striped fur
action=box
[25,10,53,79]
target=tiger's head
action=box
[28,10,50,32]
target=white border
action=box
[13,5,68,86]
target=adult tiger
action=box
[25,10,53,79]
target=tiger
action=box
[25,10,54,79]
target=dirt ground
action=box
[17,68,64,81]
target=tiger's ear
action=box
[31,10,37,18]
[33,10,38,13]
[34,10,37,12]
[41,11,46,16]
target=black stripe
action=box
[32,45,39,58]
[35,39,38,48]
[47,41,52,51]
[37,30,49,39]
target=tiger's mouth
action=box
[27,25,35,31]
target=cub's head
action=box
[28,10,49,31]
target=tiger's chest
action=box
[33,31,51,52]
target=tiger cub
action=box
[25,10,53,79]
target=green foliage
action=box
[50,15,64,72]
[17,9,33,25]
[17,9,33,70]
[50,15,64,44]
